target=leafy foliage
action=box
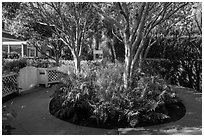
[3,58,27,74]
[3,2,101,73]
[26,59,61,68]
[2,51,21,59]
[2,2,21,20]
[94,2,191,88]
[142,59,201,92]
[144,35,201,92]
[50,62,182,128]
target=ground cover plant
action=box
[50,62,185,128]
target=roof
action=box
[2,30,24,42]
[2,30,27,45]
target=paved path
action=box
[3,85,202,135]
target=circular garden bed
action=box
[49,96,186,129]
[49,63,186,129]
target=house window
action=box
[29,48,35,57]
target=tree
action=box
[3,3,59,63]
[2,2,21,20]
[4,2,98,73]
[29,22,67,65]
[94,2,189,88]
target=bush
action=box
[50,62,181,128]
[3,58,27,74]
[9,52,20,59]
[2,58,62,75]
[145,35,201,92]
[2,51,9,59]
[142,59,202,92]
[27,59,60,68]
[2,51,20,59]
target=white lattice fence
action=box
[2,67,66,97]
[47,69,65,83]
[2,73,19,97]
[38,67,66,87]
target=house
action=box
[2,30,34,58]
[2,22,55,58]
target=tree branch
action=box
[117,2,128,22]
[132,3,149,53]
[143,38,157,59]
[31,41,56,61]
[152,3,188,29]
[130,2,146,46]
[131,3,150,68]
[112,29,123,43]
[145,3,168,34]
[194,15,202,34]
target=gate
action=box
[18,66,39,93]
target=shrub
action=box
[9,52,20,59]
[142,59,202,92]
[50,67,97,125]
[27,59,60,68]
[50,62,181,128]
[145,35,201,92]
[3,58,27,74]
[2,51,9,59]
[2,51,20,59]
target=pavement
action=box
[3,85,202,135]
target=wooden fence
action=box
[2,73,18,97]
[2,67,65,97]
[38,67,65,87]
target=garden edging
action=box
[118,85,202,135]
[4,85,202,135]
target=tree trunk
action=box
[123,42,132,89]
[74,55,81,74]
[110,39,117,63]
[138,53,143,71]
[129,39,146,80]
[195,61,201,92]
[71,49,81,74]
[55,48,61,66]
[95,33,100,50]
[56,56,59,66]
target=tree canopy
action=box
[3,2,201,89]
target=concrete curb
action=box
[118,86,202,135]
[4,86,202,135]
